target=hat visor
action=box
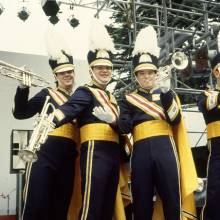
[53,64,75,74]
[134,63,157,73]
[90,59,113,67]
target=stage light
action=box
[41,0,60,16]
[0,3,4,16]
[67,15,79,28]
[195,46,209,72]
[48,15,59,25]
[41,0,60,24]
[18,7,30,22]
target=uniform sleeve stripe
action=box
[167,99,179,121]
[206,92,218,110]
[54,109,65,122]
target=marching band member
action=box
[13,27,78,220]
[118,26,198,220]
[198,31,220,220]
[53,18,125,220]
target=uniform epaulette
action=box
[170,89,178,97]
[78,84,90,90]
[132,89,138,94]
[85,82,93,87]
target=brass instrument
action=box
[0,59,51,87]
[19,96,56,162]
[157,52,189,82]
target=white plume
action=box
[45,25,72,63]
[41,0,47,7]
[218,30,220,52]
[89,18,115,53]
[132,25,160,58]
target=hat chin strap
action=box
[89,67,112,86]
[134,74,146,89]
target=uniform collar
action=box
[88,80,106,90]
[57,87,73,96]
[138,86,157,94]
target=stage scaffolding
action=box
[60,0,220,99]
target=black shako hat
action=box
[87,18,115,68]
[49,52,74,74]
[87,49,113,67]
[45,26,75,75]
[132,26,160,74]
[133,53,158,73]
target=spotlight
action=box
[0,4,4,15]
[41,0,59,16]
[48,15,59,25]
[67,15,79,28]
[18,7,30,22]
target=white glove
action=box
[18,72,32,88]
[195,178,205,192]
[158,77,171,93]
[92,106,116,124]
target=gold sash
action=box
[126,93,165,120]
[80,123,119,143]
[207,121,220,139]
[133,120,173,143]
[86,86,119,118]
[48,88,78,141]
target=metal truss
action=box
[59,0,220,100]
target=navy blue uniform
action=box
[13,87,78,220]
[198,90,220,220]
[118,88,182,220]
[54,82,121,220]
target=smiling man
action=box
[198,31,220,220]
[13,29,79,220]
[118,26,198,220]
[53,18,122,220]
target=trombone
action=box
[19,96,56,162]
[0,59,51,87]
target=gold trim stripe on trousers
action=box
[81,140,95,220]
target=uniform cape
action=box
[152,96,198,220]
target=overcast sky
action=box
[0,0,111,59]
